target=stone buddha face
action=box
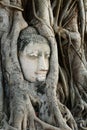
[18,35,50,82]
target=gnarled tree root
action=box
[2,95,67,130]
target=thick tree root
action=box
[2,92,69,130]
[57,100,77,130]
[1,114,17,130]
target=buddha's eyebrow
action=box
[26,51,38,55]
[26,50,38,54]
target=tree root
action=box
[1,114,64,130]
[26,93,63,130]
[77,119,87,130]
[34,117,64,130]
[0,1,23,11]
[2,92,68,130]
[57,100,77,130]
[1,114,17,130]
[8,91,78,130]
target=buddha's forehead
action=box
[20,34,49,44]
[25,41,50,53]
[18,33,50,52]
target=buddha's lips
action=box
[35,70,48,74]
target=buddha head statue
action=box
[18,27,50,82]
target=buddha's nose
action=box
[38,55,48,71]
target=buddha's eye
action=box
[27,52,38,58]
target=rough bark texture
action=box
[0,0,87,130]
